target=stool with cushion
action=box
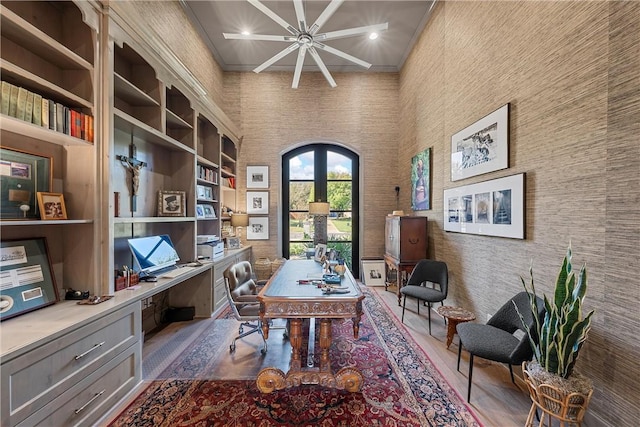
[400,259,449,335]
[223,261,268,354]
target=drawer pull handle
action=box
[75,342,105,360]
[74,389,105,414]
[408,238,419,244]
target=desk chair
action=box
[400,259,449,334]
[223,261,268,354]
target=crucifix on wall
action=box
[116,143,147,213]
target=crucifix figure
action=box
[116,143,147,213]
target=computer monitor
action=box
[127,234,180,276]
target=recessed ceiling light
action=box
[369,32,379,40]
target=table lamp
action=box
[308,200,330,245]
[230,212,249,240]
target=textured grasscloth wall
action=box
[234,71,400,261]
[399,2,639,426]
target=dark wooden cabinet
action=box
[384,216,428,305]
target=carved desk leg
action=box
[289,318,303,371]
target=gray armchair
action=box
[223,261,268,354]
[400,259,449,334]
[456,291,545,402]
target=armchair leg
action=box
[457,338,462,371]
[427,302,432,335]
[509,364,515,383]
[467,353,474,403]
[401,295,407,323]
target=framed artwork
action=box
[451,103,510,181]
[197,184,214,200]
[247,191,269,214]
[314,243,327,262]
[196,204,206,219]
[444,173,525,239]
[157,190,186,217]
[361,259,386,286]
[0,237,59,320]
[411,147,431,211]
[203,204,216,219]
[227,236,240,249]
[247,216,269,240]
[0,147,52,220]
[247,165,269,189]
[36,192,68,220]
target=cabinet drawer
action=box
[2,303,141,426]
[17,344,140,427]
[214,277,226,311]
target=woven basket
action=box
[271,257,286,274]
[255,258,272,281]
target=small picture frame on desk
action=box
[227,236,240,249]
[158,191,186,217]
[314,243,327,262]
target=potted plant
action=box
[517,245,595,426]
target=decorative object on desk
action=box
[360,258,386,287]
[308,200,330,245]
[444,173,525,239]
[333,263,346,277]
[246,191,269,214]
[246,165,269,189]
[518,244,595,426]
[226,236,240,250]
[247,216,269,240]
[65,289,90,300]
[230,212,249,239]
[0,146,52,219]
[313,243,327,263]
[36,192,67,220]
[0,237,58,320]
[157,190,186,217]
[451,103,509,181]
[203,204,216,219]
[196,204,206,219]
[117,142,147,212]
[411,147,431,211]
[77,295,113,305]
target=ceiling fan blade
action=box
[248,0,298,35]
[292,45,307,89]
[314,42,371,69]
[308,46,337,88]
[308,0,344,35]
[253,43,300,73]
[293,0,307,33]
[316,23,389,41]
[223,33,296,42]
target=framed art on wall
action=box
[0,147,52,220]
[247,165,269,189]
[157,191,186,217]
[451,103,510,181]
[411,147,431,211]
[0,237,59,320]
[444,173,525,239]
[247,191,269,214]
[247,216,269,240]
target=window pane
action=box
[289,182,313,210]
[328,181,352,211]
[290,151,314,180]
[289,212,311,242]
[327,151,352,180]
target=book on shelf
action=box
[1,81,11,115]
[8,83,18,117]
[33,93,42,126]
[55,102,64,132]
[48,99,55,130]
[24,91,34,123]
[16,87,28,120]
[41,97,49,128]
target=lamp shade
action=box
[308,201,330,215]
[230,212,249,227]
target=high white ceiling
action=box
[180,0,436,73]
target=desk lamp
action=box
[230,212,249,241]
[308,200,330,246]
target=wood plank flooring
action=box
[101,286,535,426]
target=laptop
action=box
[127,235,181,278]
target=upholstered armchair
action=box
[223,261,268,354]
[400,259,449,334]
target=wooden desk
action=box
[256,260,365,393]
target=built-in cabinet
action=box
[384,215,428,305]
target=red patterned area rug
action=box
[109,286,481,426]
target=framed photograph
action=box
[246,216,269,240]
[227,236,240,249]
[36,192,68,220]
[444,173,525,239]
[247,191,269,214]
[196,184,213,201]
[247,165,269,189]
[203,204,216,219]
[196,204,206,219]
[157,190,186,217]
[411,147,431,211]
[451,103,510,181]
[361,258,386,287]
[0,237,59,320]
[314,243,327,262]
[0,147,52,220]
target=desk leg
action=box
[319,319,332,373]
[289,318,303,370]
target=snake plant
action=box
[517,245,595,379]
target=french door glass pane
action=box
[327,181,352,211]
[289,212,311,242]
[289,182,313,210]
[290,151,314,180]
[327,151,352,180]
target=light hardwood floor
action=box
[102,286,536,426]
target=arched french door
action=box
[282,144,360,277]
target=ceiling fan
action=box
[223,0,388,88]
